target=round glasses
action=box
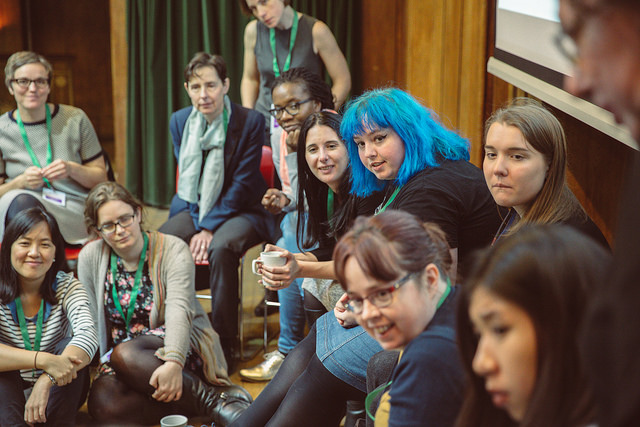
[97,214,135,234]
[268,99,313,119]
[11,78,50,89]
[346,273,415,314]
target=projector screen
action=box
[489,0,636,149]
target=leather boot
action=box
[176,370,252,426]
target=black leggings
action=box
[88,335,205,424]
[230,326,365,427]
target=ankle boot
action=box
[176,370,252,426]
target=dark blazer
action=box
[168,103,274,239]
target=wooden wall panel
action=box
[110,0,127,182]
[359,0,406,92]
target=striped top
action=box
[0,271,98,383]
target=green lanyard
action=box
[15,298,44,352]
[364,282,451,421]
[16,104,53,188]
[327,188,334,219]
[270,9,299,77]
[374,186,402,216]
[110,232,148,330]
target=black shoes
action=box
[177,370,252,426]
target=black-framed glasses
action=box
[269,99,313,119]
[553,31,579,66]
[97,214,136,234]
[11,78,50,89]
[346,272,415,315]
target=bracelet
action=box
[33,351,39,370]
[46,373,57,386]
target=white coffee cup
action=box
[252,250,286,274]
[160,414,188,427]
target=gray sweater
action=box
[78,230,230,385]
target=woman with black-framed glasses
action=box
[0,51,108,245]
[333,210,464,426]
[77,181,252,425]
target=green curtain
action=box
[126,0,360,207]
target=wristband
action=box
[46,373,57,386]
[33,351,39,370]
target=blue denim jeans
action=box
[316,312,383,392]
[277,211,306,354]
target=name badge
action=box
[42,188,66,207]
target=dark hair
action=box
[238,0,291,17]
[0,208,67,305]
[271,67,334,111]
[334,211,453,288]
[295,111,354,250]
[4,51,52,91]
[84,182,144,232]
[183,52,227,84]
[455,225,609,427]
[484,98,586,232]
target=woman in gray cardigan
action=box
[77,181,251,426]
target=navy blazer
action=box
[168,103,274,239]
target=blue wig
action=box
[340,88,470,197]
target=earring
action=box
[53,258,56,262]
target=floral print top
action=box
[104,255,165,347]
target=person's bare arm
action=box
[313,21,351,110]
[241,21,260,109]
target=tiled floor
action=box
[75,205,278,425]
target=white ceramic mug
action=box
[160,414,188,427]
[252,250,286,274]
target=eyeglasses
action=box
[269,99,313,119]
[11,78,50,89]
[97,214,136,234]
[553,31,579,66]
[346,272,415,315]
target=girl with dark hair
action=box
[455,225,609,426]
[79,181,251,426]
[483,97,608,246]
[241,68,335,382]
[238,0,350,126]
[0,208,98,426]
[333,210,464,426]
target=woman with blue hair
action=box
[341,87,499,273]
[231,88,499,426]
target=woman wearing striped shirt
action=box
[0,207,98,426]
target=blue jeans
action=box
[277,211,306,354]
[316,312,383,392]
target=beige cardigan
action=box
[78,230,230,385]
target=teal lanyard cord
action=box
[365,282,451,421]
[327,188,334,219]
[110,232,149,330]
[269,10,299,77]
[16,104,53,188]
[374,185,402,216]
